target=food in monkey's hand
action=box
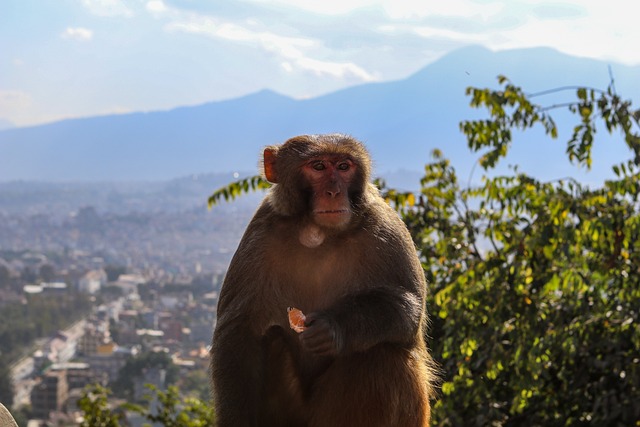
[287,307,306,333]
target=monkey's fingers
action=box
[300,319,340,356]
[300,332,336,356]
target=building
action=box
[77,269,107,294]
[40,331,76,364]
[81,345,138,383]
[77,323,111,356]
[49,362,104,390]
[31,370,68,419]
[23,282,68,297]
[159,314,183,342]
[112,274,146,295]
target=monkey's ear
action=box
[263,147,279,183]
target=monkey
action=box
[210,134,435,427]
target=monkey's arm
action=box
[300,285,424,356]
[211,316,263,427]
[210,229,269,427]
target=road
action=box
[9,319,87,408]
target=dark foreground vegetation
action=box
[78,76,639,426]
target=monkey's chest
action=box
[266,241,363,310]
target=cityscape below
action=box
[0,178,259,425]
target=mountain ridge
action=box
[1,45,638,183]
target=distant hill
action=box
[1,46,638,186]
[0,172,262,218]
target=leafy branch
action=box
[460,75,640,171]
[207,175,271,208]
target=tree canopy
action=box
[393,76,639,425]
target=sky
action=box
[1,0,638,128]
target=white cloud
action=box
[561,2,640,64]
[412,26,489,43]
[296,57,377,80]
[373,0,640,66]
[246,0,497,19]
[61,27,94,41]
[281,62,294,72]
[382,0,503,20]
[146,0,168,15]
[248,0,372,15]
[80,0,134,17]
[498,21,638,65]
[470,1,640,65]
[166,15,377,81]
[0,90,32,122]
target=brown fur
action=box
[211,134,435,427]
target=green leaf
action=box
[207,175,271,208]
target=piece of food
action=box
[287,307,306,333]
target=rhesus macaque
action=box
[211,134,435,427]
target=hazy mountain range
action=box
[1,45,638,187]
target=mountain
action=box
[1,46,638,185]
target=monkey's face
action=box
[301,155,356,230]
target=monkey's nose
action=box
[326,188,341,198]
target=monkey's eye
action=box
[312,162,326,171]
[337,162,350,171]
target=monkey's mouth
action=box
[315,209,350,215]
[313,209,352,228]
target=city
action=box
[0,178,260,425]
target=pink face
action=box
[301,155,356,229]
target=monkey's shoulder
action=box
[360,198,414,238]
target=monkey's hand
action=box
[299,313,343,356]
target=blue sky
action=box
[1,0,638,127]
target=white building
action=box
[78,269,107,294]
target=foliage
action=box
[0,292,92,363]
[170,76,639,425]
[0,356,13,407]
[0,265,10,287]
[207,175,271,207]
[9,406,30,427]
[78,384,215,427]
[111,350,179,399]
[77,384,124,427]
[177,369,213,402]
[126,384,216,427]
[385,76,639,426]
